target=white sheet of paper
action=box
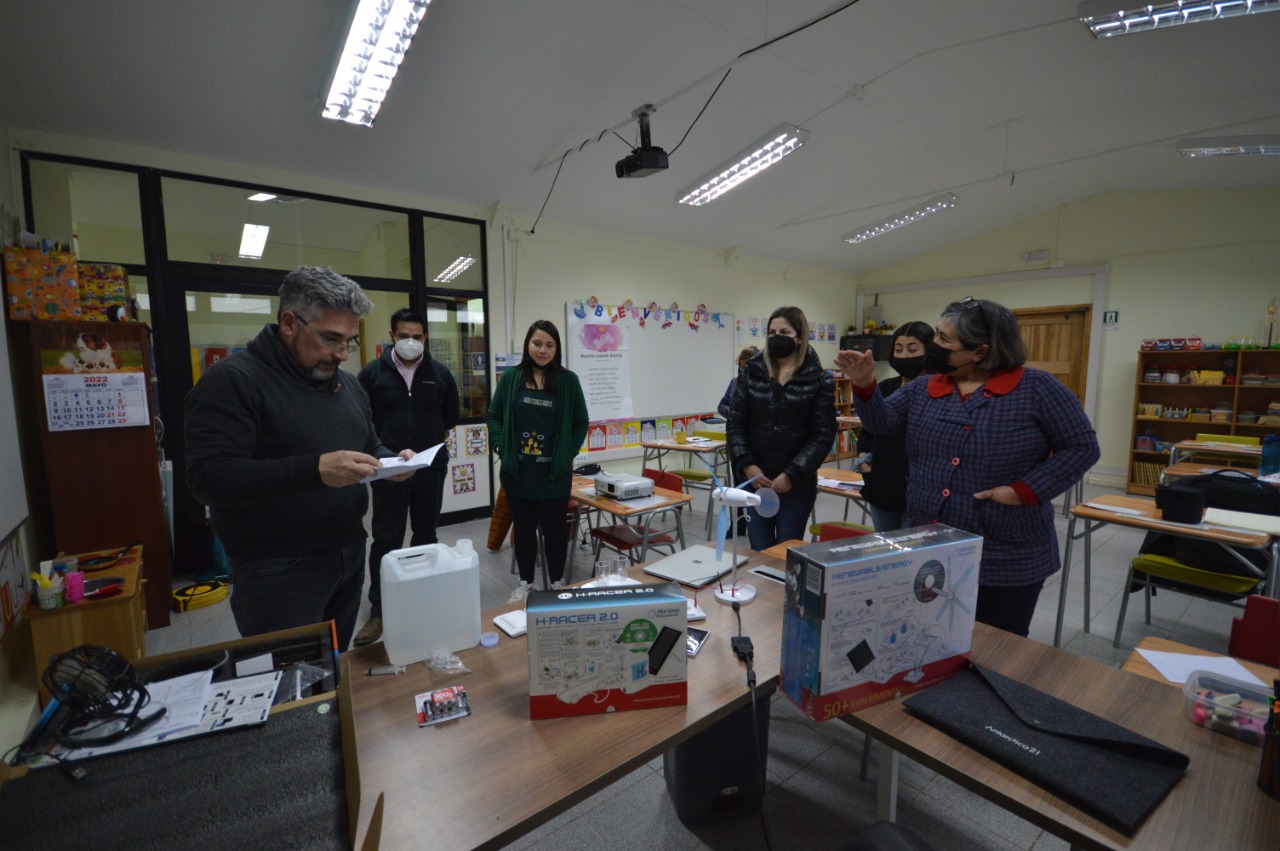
[1135,648,1266,686]
[235,652,274,677]
[1204,507,1280,536]
[360,442,444,483]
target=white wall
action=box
[859,189,1280,485]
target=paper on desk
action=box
[610,494,669,509]
[360,442,444,483]
[1204,507,1280,535]
[1135,648,1266,687]
[818,477,862,490]
[56,671,213,760]
[1083,501,1142,516]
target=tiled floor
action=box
[145,482,1245,850]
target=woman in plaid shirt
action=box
[835,298,1099,636]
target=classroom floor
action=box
[145,481,1245,850]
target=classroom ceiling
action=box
[1,0,1279,275]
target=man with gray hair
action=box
[185,266,413,649]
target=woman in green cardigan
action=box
[487,320,589,601]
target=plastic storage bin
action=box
[1183,670,1270,746]
[381,540,481,666]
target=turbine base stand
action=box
[714,582,757,605]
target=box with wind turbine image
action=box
[780,525,982,722]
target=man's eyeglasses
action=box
[294,314,360,354]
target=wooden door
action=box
[1013,305,1090,405]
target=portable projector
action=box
[594,472,655,500]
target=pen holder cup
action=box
[675,431,688,444]
[36,585,63,610]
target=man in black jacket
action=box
[353,308,460,646]
[185,267,413,651]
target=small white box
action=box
[781,525,982,722]
[526,582,687,719]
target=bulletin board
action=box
[564,299,735,427]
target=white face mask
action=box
[394,338,424,361]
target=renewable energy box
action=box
[780,525,982,722]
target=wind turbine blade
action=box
[716,506,729,560]
[754,487,781,518]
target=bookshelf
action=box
[1126,348,1280,495]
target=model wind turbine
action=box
[699,456,779,605]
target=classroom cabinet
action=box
[1127,348,1280,494]
[827,373,856,463]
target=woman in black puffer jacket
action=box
[727,306,837,550]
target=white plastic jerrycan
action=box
[380,539,481,666]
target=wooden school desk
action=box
[816,466,868,525]
[1160,461,1277,485]
[571,475,693,563]
[843,623,1280,851]
[640,436,730,480]
[1169,439,1262,467]
[1053,493,1277,648]
[1122,635,1279,687]
[344,553,784,850]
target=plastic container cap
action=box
[480,631,499,647]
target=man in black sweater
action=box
[185,267,413,650]
[352,308,459,646]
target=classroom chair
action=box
[1113,552,1264,648]
[590,472,686,564]
[1228,594,1280,667]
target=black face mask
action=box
[923,342,961,375]
[889,355,926,379]
[767,335,798,359]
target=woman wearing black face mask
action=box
[834,298,1099,638]
[726,306,836,550]
[854,321,934,533]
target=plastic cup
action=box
[607,556,629,584]
[36,585,62,610]
[595,560,612,580]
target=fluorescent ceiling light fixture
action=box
[1078,0,1280,37]
[842,194,958,245]
[678,124,810,207]
[247,192,277,202]
[434,255,475,283]
[238,224,270,259]
[1178,134,1280,156]
[323,0,431,127]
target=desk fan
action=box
[697,457,779,605]
[41,644,166,747]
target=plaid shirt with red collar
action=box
[854,366,1099,586]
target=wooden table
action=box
[1169,439,1261,466]
[1123,635,1280,686]
[27,545,147,704]
[1053,493,1276,647]
[816,466,867,524]
[843,623,1280,850]
[1159,461,1276,486]
[640,437,729,478]
[345,554,784,850]
[571,475,693,564]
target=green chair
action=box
[1113,552,1264,648]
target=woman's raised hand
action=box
[834,349,876,386]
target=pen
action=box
[366,665,405,676]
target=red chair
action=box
[1228,594,1279,667]
[818,522,873,542]
[590,473,687,564]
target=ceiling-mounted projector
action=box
[616,105,669,178]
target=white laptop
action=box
[643,544,748,587]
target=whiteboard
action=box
[0,314,29,539]
[564,300,735,424]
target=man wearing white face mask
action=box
[354,308,460,646]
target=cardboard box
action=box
[526,582,687,719]
[781,525,982,722]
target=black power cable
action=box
[732,602,774,851]
[529,0,865,231]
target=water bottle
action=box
[1261,434,1280,477]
